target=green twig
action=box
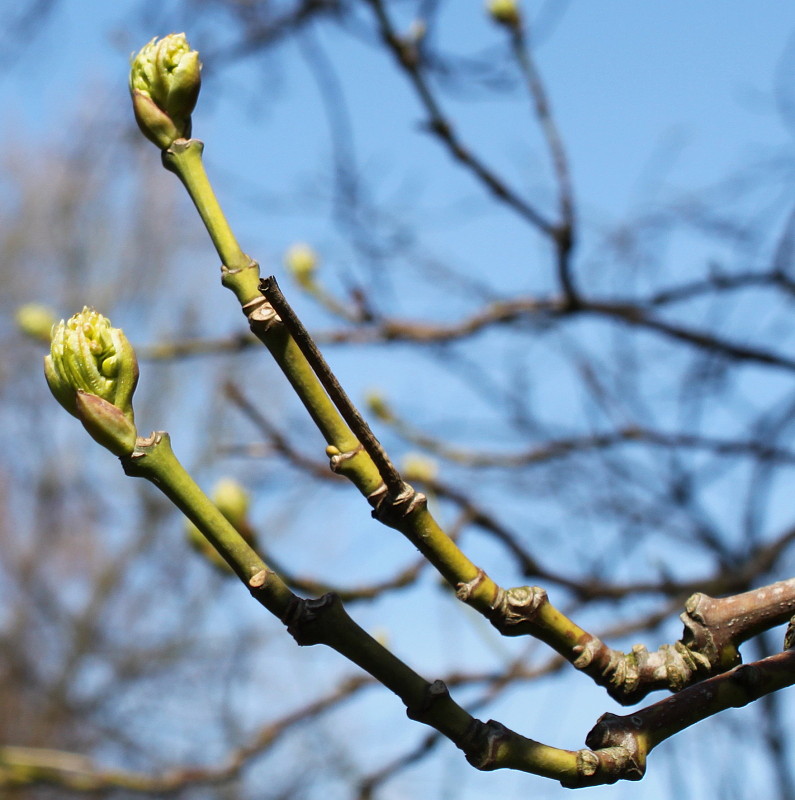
[161,139,260,305]
[261,275,404,495]
[116,430,605,784]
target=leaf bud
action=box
[129,33,202,149]
[186,478,254,574]
[402,452,438,483]
[365,390,393,422]
[285,243,319,288]
[486,0,522,29]
[16,304,58,342]
[44,308,139,455]
[212,478,251,531]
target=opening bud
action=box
[130,33,202,149]
[44,308,139,455]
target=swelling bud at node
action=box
[130,33,202,149]
[44,308,139,456]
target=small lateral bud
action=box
[285,243,318,288]
[402,452,438,483]
[212,478,251,530]
[16,304,58,342]
[486,0,522,29]
[185,478,254,574]
[365,390,393,422]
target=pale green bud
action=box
[44,308,139,454]
[402,452,438,483]
[130,33,202,149]
[186,478,254,574]
[365,390,393,422]
[284,243,318,288]
[486,0,521,28]
[16,303,58,342]
[212,478,251,530]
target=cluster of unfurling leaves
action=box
[44,307,138,456]
[129,33,202,149]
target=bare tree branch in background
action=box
[4,2,795,798]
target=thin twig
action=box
[260,276,405,495]
[364,0,556,236]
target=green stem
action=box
[155,133,527,637]
[159,138,384,491]
[120,431,293,615]
[161,139,261,305]
[117,433,586,781]
[258,322,370,461]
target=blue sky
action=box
[5,3,794,237]
[4,4,795,798]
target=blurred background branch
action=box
[3,1,795,798]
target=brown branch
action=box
[566,648,795,788]
[368,394,795,468]
[138,332,257,361]
[586,300,795,372]
[253,546,428,604]
[309,295,795,373]
[430,474,795,603]
[225,281,794,714]
[0,675,370,793]
[224,380,337,480]
[204,0,342,65]
[138,274,795,377]
[648,267,795,307]
[363,0,556,237]
[357,602,678,797]
[218,386,795,607]
[508,22,577,301]
[481,577,795,706]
